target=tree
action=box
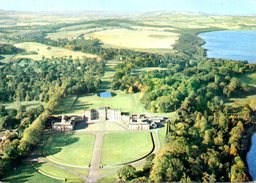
[143,154,155,174]
[230,157,249,182]
[117,165,137,181]
[0,159,11,178]
[0,105,8,117]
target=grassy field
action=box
[14,42,97,60]
[140,13,256,30]
[2,100,46,110]
[101,132,153,166]
[98,168,118,182]
[56,91,146,115]
[131,67,167,75]
[0,54,15,63]
[55,59,146,115]
[58,23,97,32]
[97,176,117,183]
[2,164,61,183]
[46,27,107,40]
[240,72,256,86]
[229,72,256,107]
[54,96,77,114]
[75,121,128,132]
[36,163,83,182]
[42,133,95,166]
[157,124,167,147]
[90,28,179,49]
[54,59,174,117]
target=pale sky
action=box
[0,0,256,15]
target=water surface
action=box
[99,91,112,98]
[247,133,256,180]
[199,30,256,63]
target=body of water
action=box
[99,91,112,98]
[199,30,256,63]
[247,133,256,180]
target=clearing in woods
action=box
[14,42,97,60]
[89,28,179,49]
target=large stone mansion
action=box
[84,106,122,122]
[52,115,75,131]
[129,114,166,130]
[52,106,167,131]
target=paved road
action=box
[88,132,104,182]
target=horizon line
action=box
[1,9,256,17]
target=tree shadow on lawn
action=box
[100,80,111,91]
[228,85,256,101]
[73,101,93,111]
[241,73,256,85]
[3,165,37,182]
[2,163,58,183]
[41,132,79,157]
[3,133,79,182]
[105,67,115,72]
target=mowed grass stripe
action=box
[36,163,82,182]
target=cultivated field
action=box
[101,132,153,166]
[14,42,97,60]
[140,13,256,30]
[90,28,179,49]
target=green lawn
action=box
[158,124,167,147]
[54,59,147,115]
[131,67,167,75]
[53,59,174,117]
[240,72,256,86]
[97,175,117,183]
[56,91,146,115]
[36,163,83,182]
[101,132,153,166]
[42,133,95,166]
[228,72,256,108]
[2,164,61,183]
[54,96,77,114]
[3,100,46,110]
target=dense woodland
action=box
[112,57,256,113]
[0,84,65,177]
[0,44,17,55]
[0,24,256,182]
[118,104,255,182]
[0,58,104,102]
[0,57,105,177]
[115,33,256,182]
